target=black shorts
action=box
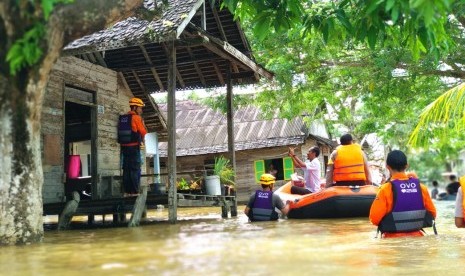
[290,186,312,195]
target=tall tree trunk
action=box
[0,0,144,245]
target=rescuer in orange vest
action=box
[369,150,436,238]
[325,133,372,188]
[118,97,147,197]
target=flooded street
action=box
[0,200,464,275]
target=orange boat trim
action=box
[274,182,378,209]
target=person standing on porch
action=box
[288,146,321,195]
[118,97,147,197]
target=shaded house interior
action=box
[55,0,273,204]
[65,101,92,192]
[63,88,97,198]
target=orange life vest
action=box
[333,144,366,182]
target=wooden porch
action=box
[44,189,238,229]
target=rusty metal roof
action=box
[64,0,203,54]
[157,101,330,156]
[62,0,272,142]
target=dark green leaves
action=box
[6,0,75,75]
[224,0,457,60]
[6,24,44,75]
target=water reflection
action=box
[0,200,464,275]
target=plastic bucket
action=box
[205,175,221,195]
[67,155,81,179]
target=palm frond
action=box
[409,83,465,147]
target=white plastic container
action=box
[205,175,221,195]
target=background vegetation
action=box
[214,0,465,182]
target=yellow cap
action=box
[129,97,145,107]
[259,173,276,185]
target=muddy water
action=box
[0,200,463,275]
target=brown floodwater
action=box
[0,200,463,275]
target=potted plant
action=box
[213,156,235,195]
[177,178,190,193]
[188,177,203,194]
[176,177,203,194]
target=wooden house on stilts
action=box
[41,0,273,226]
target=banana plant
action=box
[213,156,235,187]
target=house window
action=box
[254,157,294,182]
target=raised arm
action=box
[288,147,305,168]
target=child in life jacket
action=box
[369,150,437,238]
[244,173,290,221]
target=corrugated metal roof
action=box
[158,100,329,156]
[64,0,202,54]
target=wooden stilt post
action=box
[113,214,119,223]
[58,191,80,230]
[226,62,237,217]
[167,40,178,223]
[128,185,148,227]
[221,197,231,218]
[119,213,126,222]
[88,214,95,225]
[231,194,238,217]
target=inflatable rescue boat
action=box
[275,182,378,219]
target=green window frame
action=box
[254,160,265,183]
[283,157,294,180]
[254,157,294,182]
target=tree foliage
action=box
[5,0,73,75]
[1,0,146,245]
[221,0,456,60]
[409,84,465,146]
[217,0,465,174]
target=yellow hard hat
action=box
[259,173,276,185]
[129,97,145,107]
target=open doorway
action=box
[64,99,95,200]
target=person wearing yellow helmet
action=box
[129,97,145,107]
[244,173,290,221]
[118,97,147,197]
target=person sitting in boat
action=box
[446,175,460,195]
[369,150,437,238]
[244,173,290,221]
[454,176,465,228]
[325,133,372,188]
[438,175,460,200]
[288,146,321,195]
